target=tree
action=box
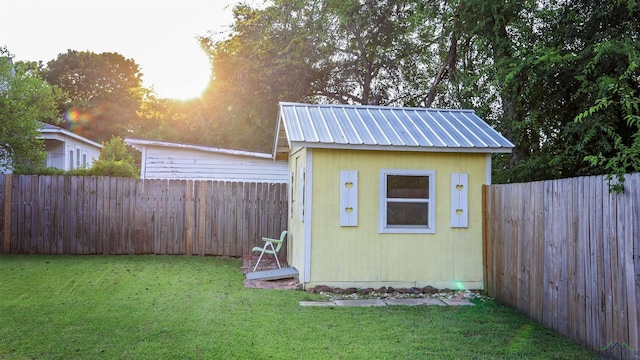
[572,1,640,191]
[419,0,639,184]
[135,90,190,142]
[88,136,139,178]
[310,0,429,106]
[197,1,325,152]
[0,47,60,173]
[197,0,428,151]
[43,50,145,142]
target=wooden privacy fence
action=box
[483,173,640,354]
[0,175,288,257]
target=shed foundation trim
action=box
[303,280,484,291]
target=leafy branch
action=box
[576,40,640,193]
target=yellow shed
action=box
[273,102,514,290]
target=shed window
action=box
[379,170,435,234]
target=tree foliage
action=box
[196,1,324,152]
[196,0,433,152]
[413,0,640,185]
[87,136,139,178]
[0,47,60,173]
[43,50,145,143]
[574,13,640,191]
[310,0,428,105]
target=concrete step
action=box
[245,267,298,281]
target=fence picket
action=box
[574,177,587,346]
[0,175,7,253]
[591,175,604,348]
[96,177,103,253]
[616,177,630,350]
[13,176,22,254]
[628,174,640,353]
[602,179,614,346]
[531,181,545,324]
[557,179,568,338]
[197,181,206,256]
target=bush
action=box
[87,159,138,178]
[13,166,67,176]
[85,136,139,178]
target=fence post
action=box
[3,174,12,254]
[482,184,488,293]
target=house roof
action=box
[274,102,515,154]
[125,138,275,160]
[39,122,103,149]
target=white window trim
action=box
[379,169,436,234]
[68,148,74,171]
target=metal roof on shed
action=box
[275,102,515,154]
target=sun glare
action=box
[144,38,211,101]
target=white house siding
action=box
[39,123,102,171]
[140,145,288,183]
[43,136,100,170]
[44,140,65,169]
[62,137,101,170]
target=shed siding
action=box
[141,146,288,183]
[306,149,486,289]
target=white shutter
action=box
[451,173,468,228]
[339,170,358,226]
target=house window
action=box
[69,150,74,170]
[379,169,435,234]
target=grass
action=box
[0,255,592,360]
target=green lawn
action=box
[0,255,591,359]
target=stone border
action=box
[307,285,484,303]
[299,297,474,307]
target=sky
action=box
[0,0,247,100]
